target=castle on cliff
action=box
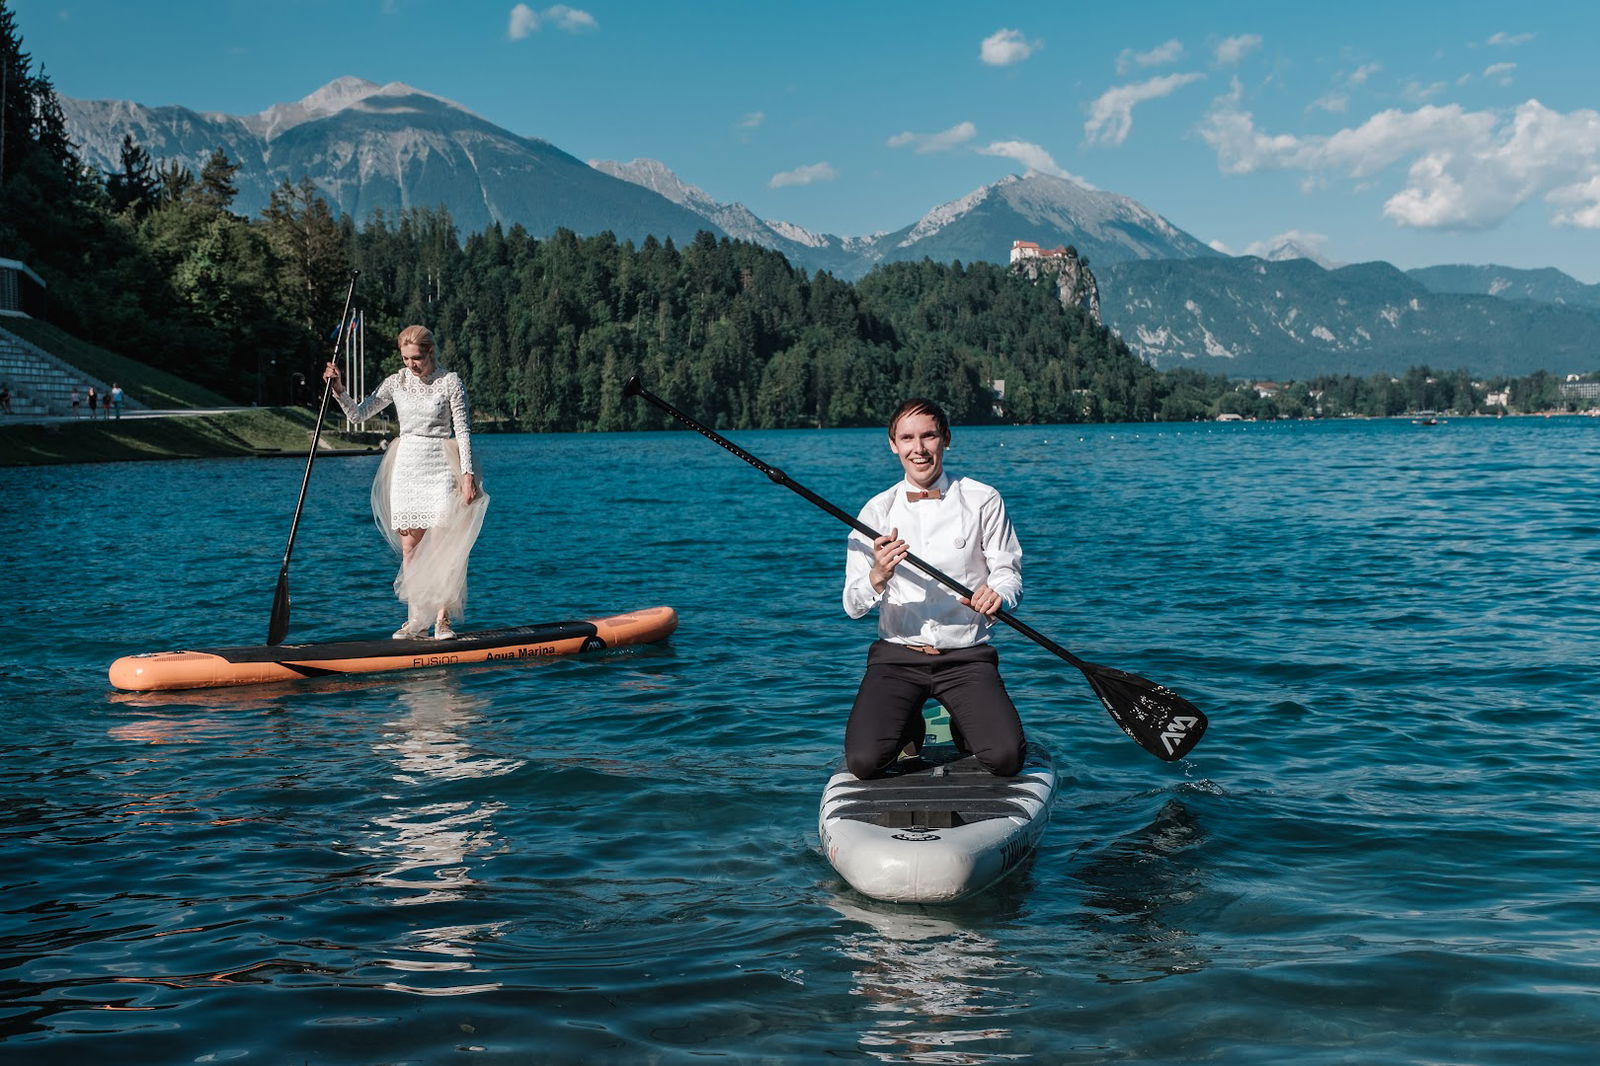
[1008,240,1100,323]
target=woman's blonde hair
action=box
[396,325,436,355]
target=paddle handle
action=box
[622,375,1090,670]
[268,269,360,644]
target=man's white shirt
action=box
[842,473,1022,649]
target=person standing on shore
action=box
[840,397,1027,780]
[110,384,124,419]
[322,325,487,640]
[87,387,98,419]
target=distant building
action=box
[0,259,47,319]
[1252,381,1284,398]
[1009,240,1079,265]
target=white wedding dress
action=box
[336,367,489,626]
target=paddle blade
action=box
[1079,662,1206,761]
[267,571,291,646]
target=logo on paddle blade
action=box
[1161,716,1201,755]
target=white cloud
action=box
[509,3,538,39]
[769,162,837,188]
[1085,72,1206,146]
[981,28,1041,67]
[887,121,977,154]
[1402,80,1448,104]
[1549,176,1600,227]
[1116,39,1183,75]
[1313,62,1379,112]
[508,4,596,39]
[1213,34,1262,65]
[1484,62,1517,86]
[738,112,765,129]
[975,141,1096,187]
[1199,96,1600,230]
[1486,31,1535,47]
[977,140,1064,177]
[546,5,597,32]
[1349,63,1381,85]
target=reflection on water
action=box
[1070,799,1210,984]
[375,921,511,998]
[364,676,524,994]
[829,895,1036,1064]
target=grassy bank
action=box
[2,317,234,409]
[0,407,382,466]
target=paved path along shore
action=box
[2,407,255,425]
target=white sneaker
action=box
[432,617,457,640]
[392,620,427,640]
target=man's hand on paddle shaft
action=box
[960,585,1003,619]
[869,528,908,593]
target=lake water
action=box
[3,415,1599,1064]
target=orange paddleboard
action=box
[108,606,677,692]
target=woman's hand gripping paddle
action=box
[623,375,1206,761]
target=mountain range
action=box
[61,77,715,244]
[1100,257,1600,379]
[59,77,1600,381]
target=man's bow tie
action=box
[906,488,941,502]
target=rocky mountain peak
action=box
[249,77,467,138]
[1253,236,1342,270]
[590,158,715,211]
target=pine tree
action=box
[105,133,157,217]
[196,146,240,211]
[155,158,195,205]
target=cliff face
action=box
[1011,249,1101,323]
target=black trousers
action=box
[844,640,1026,779]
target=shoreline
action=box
[0,407,384,466]
[4,407,1593,467]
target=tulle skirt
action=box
[370,436,489,625]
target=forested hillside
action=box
[356,222,1170,430]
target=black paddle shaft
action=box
[622,374,1207,761]
[268,269,361,645]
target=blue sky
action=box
[14,0,1600,281]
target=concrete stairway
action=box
[0,321,144,417]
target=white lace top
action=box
[336,368,475,475]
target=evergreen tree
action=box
[105,133,157,217]
[260,176,351,336]
[195,146,240,211]
[155,158,195,205]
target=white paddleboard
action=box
[819,725,1056,903]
